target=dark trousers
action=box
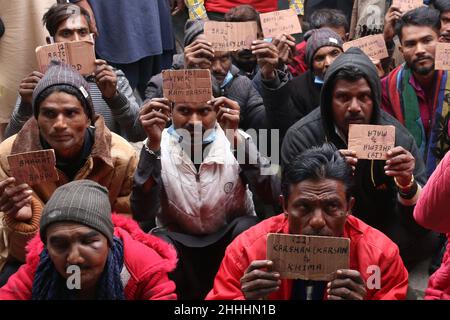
[152,215,260,300]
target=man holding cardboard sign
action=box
[5,3,145,142]
[0,61,137,287]
[281,47,436,269]
[131,68,278,299]
[207,144,408,300]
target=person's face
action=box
[332,78,374,137]
[172,102,217,143]
[37,91,90,159]
[284,179,354,237]
[231,49,257,73]
[54,14,91,43]
[211,51,232,84]
[46,222,109,293]
[440,11,450,42]
[312,46,343,79]
[399,25,438,76]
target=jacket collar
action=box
[11,115,114,168]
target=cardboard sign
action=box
[7,150,59,186]
[260,9,302,38]
[348,124,396,160]
[204,21,258,51]
[266,233,350,281]
[343,34,389,60]
[392,0,423,12]
[162,69,212,103]
[36,40,96,75]
[435,42,450,70]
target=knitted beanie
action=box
[184,19,205,47]
[304,28,344,69]
[40,180,114,245]
[32,60,95,121]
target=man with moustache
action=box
[131,93,278,299]
[381,6,450,177]
[206,144,408,300]
[281,47,436,269]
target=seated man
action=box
[0,180,177,300]
[414,150,450,299]
[281,47,436,268]
[206,144,408,300]
[260,28,344,139]
[0,61,137,286]
[131,95,278,299]
[5,3,145,142]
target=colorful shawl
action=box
[386,64,450,177]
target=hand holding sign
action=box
[0,177,32,221]
[327,269,367,300]
[139,98,171,151]
[252,40,279,80]
[240,260,281,300]
[94,59,118,99]
[18,71,44,105]
[384,146,415,187]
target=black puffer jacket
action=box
[281,47,433,265]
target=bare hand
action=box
[94,59,118,99]
[209,97,240,132]
[240,260,281,300]
[0,177,33,221]
[184,39,215,69]
[19,71,44,104]
[272,34,296,66]
[339,149,358,172]
[251,40,279,80]
[140,98,171,151]
[385,146,415,187]
[383,6,402,42]
[327,269,367,300]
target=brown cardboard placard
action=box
[435,42,450,70]
[36,40,96,75]
[260,9,302,38]
[266,233,350,281]
[392,0,423,13]
[7,149,59,186]
[204,21,258,51]
[343,34,388,60]
[348,124,396,160]
[162,69,212,103]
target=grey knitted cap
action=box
[40,180,114,244]
[32,60,95,121]
[184,19,205,47]
[304,28,344,69]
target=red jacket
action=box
[205,0,278,14]
[414,151,450,299]
[0,215,178,300]
[206,214,408,300]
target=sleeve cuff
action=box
[3,197,43,234]
[398,184,422,206]
[103,92,128,112]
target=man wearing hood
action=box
[260,28,344,139]
[281,47,436,268]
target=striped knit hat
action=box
[304,28,344,69]
[39,180,114,245]
[32,60,95,121]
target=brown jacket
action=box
[0,116,137,263]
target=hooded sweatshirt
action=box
[281,48,431,265]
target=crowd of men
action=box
[0,0,450,300]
